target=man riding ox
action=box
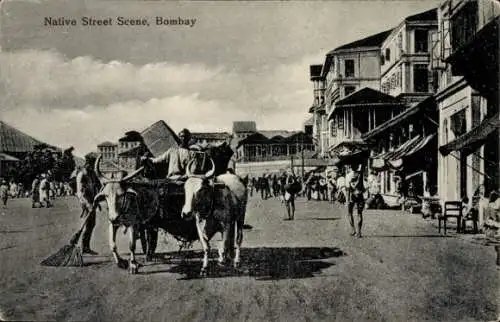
[92,156,159,274]
[181,157,247,277]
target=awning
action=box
[371,135,421,161]
[370,134,436,171]
[0,153,20,162]
[439,113,499,156]
[388,134,436,169]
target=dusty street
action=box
[0,195,498,321]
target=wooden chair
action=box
[461,196,479,234]
[438,201,463,234]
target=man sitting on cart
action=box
[142,128,197,181]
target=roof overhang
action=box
[362,96,436,141]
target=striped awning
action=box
[371,134,436,171]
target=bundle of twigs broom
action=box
[40,207,94,267]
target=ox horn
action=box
[94,155,108,184]
[186,159,194,177]
[204,158,215,179]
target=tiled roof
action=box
[405,8,437,22]
[329,29,393,53]
[0,120,59,153]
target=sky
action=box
[0,0,439,156]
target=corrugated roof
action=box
[329,29,393,53]
[260,130,300,139]
[0,121,59,153]
[192,132,231,140]
[405,8,437,22]
[335,87,401,107]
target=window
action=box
[415,29,429,53]
[345,59,355,78]
[450,109,467,137]
[344,86,356,96]
[413,64,429,92]
[385,48,391,61]
[330,119,337,137]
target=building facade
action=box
[321,29,405,165]
[436,0,499,204]
[97,141,118,162]
[380,9,438,103]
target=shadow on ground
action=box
[144,246,346,280]
[296,217,341,221]
[367,235,455,238]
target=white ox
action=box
[181,159,247,276]
[92,156,159,274]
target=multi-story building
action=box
[380,9,439,103]
[358,8,440,198]
[308,65,326,156]
[191,132,232,147]
[97,141,118,162]
[435,0,499,208]
[321,29,406,165]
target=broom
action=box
[40,208,93,267]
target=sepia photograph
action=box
[0,0,499,321]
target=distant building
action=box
[232,121,257,140]
[97,141,118,162]
[191,132,232,146]
[235,131,314,163]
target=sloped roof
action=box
[141,120,179,157]
[335,87,401,107]
[237,132,270,147]
[304,116,314,126]
[330,29,393,53]
[0,121,59,153]
[260,130,299,139]
[405,8,437,22]
[97,141,117,147]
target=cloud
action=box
[1,49,317,155]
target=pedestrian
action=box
[31,175,41,208]
[75,155,102,255]
[0,180,9,207]
[345,164,366,238]
[283,170,300,220]
[39,174,52,208]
